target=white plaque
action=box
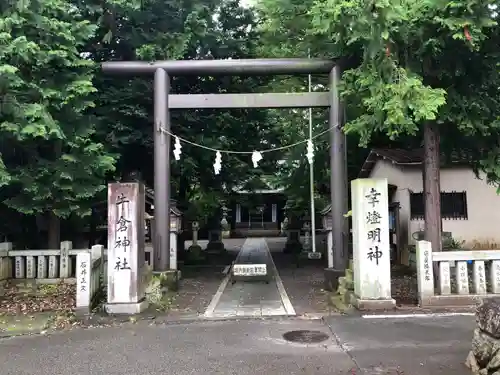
[48,255,58,278]
[327,231,333,268]
[169,232,177,270]
[455,261,469,295]
[416,241,434,301]
[233,264,267,276]
[76,251,91,308]
[37,256,47,279]
[439,261,451,295]
[59,241,71,278]
[491,260,500,294]
[307,252,322,260]
[26,255,35,279]
[473,260,487,295]
[15,256,25,279]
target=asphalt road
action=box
[1,315,475,375]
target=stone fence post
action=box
[415,240,434,306]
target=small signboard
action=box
[307,252,322,260]
[233,264,267,276]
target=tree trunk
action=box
[47,211,60,249]
[423,121,442,256]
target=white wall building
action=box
[359,149,500,248]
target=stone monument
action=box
[221,203,231,239]
[106,182,148,314]
[466,298,500,375]
[187,220,203,260]
[350,178,395,310]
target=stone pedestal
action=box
[350,178,395,310]
[324,268,345,292]
[206,229,225,253]
[283,229,302,254]
[155,269,181,292]
[187,221,203,261]
[416,240,434,306]
[105,182,148,314]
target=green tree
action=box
[256,0,500,253]
[0,0,116,248]
[87,0,284,225]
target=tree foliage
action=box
[1,0,289,245]
[256,0,500,199]
[2,0,499,247]
[0,0,116,242]
[85,0,285,223]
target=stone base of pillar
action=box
[283,239,302,254]
[186,244,204,263]
[105,299,149,315]
[206,240,226,253]
[351,296,396,311]
[154,270,181,292]
[324,268,345,291]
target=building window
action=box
[410,191,468,220]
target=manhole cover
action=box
[282,330,329,343]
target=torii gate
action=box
[101,58,349,286]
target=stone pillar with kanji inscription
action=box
[350,178,395,310]
[105,182,148,314]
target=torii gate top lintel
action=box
[101,58,338,76]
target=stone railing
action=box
[0,241,154,283]
[416,240,500,307]
[0,241,89,282]
[0,241,155,312]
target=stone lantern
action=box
[149,199,182,271]
[169,202,182,234]
[187,220,203,261]
[206,204,226,254]
[303,221,311,251]
[320,204,333,268]
[221,203,231,238]
[282,200,302,254]
[191,221,200,246]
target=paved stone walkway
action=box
[204,238,295,318]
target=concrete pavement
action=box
[1,315,475,375]
[204,238,295,318]
[325,314,475,375]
